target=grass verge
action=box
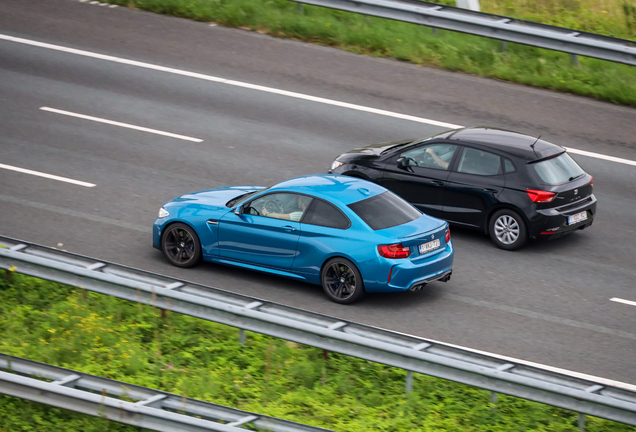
[1,271,635,431]
[100,0,636,107]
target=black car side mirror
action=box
[397,157,412,171]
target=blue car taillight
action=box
[378,243,411,259]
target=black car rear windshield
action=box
[531,153,585,185]
[348,191,421,231]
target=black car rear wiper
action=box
[569,173,584,181]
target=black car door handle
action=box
[483,188,499,193]
[282,225,297,232]
[431,180,445,186]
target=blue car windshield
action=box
[226,188,270,208]
[348,191,421,231]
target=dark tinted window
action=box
[457,148,502,176]
[303,199,350,229]
[348,192,421,231]
[531,152,585,185]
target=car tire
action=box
[321,258,365,304]
[488,209,527,251]
[161,222,202,268]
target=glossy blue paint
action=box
[153,175,454,294]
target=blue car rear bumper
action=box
[360,241,454,293]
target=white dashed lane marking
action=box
[611,298,636,307]
[40,107,203,142]
[0,163,96,187]
[2,33,636,166]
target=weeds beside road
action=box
[1,272,634,431]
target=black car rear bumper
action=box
[530,194,597,239]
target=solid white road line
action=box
[40,107,203,142]
[4,33,636,165]
[611,297,636,307]
[0,163,96,187]
[0,34,461,130]
[565,147,636,167]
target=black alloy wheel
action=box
[161,223,202,268]
[321,258,365,304]
[489,209,528,251]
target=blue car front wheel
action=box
[161,223,202,268]
[321,258,365,304]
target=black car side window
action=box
[457,148,502,176]
[302,199,350,229]
[504,158,516,173]
[401,144,457,171]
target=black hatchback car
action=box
[329,127,596,250]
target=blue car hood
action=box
[167,186,264,209]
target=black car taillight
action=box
[526,189,555,203]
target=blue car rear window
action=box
[348,191,421,231]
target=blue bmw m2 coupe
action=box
[153,174,453,304]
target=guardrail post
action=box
[501,41,507,52]
[405,371,413,394]
[490,391,497,410]
[297,2,303,13]
[240,329,246,344]
[570,54,580,66]
[579,413,585,431]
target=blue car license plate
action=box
[419,239,440,254]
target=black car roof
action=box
[444,127,564,161]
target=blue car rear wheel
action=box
[161,223,202,268]
[321,258,365,304]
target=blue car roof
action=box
[270,174,386,205]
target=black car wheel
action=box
[321,258,365,304]
[489,209,527,251]
[161,223,202,267]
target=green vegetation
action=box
[481,0,636,38]
[1,271,635,431]
[101,0,636,106]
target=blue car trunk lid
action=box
[378,215,448,257]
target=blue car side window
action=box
[302,199,350,229]
[250,193,312,221]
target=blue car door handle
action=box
[207,220,219,225]
[282,225,297,232]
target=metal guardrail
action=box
[1,235,636,427]
[290,0,636,66]
[0,353,332,432]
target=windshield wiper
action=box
[226,192,251,208]
[380,142,413,155]
[568,173,584,181]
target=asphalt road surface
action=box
[1,0,636,387]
